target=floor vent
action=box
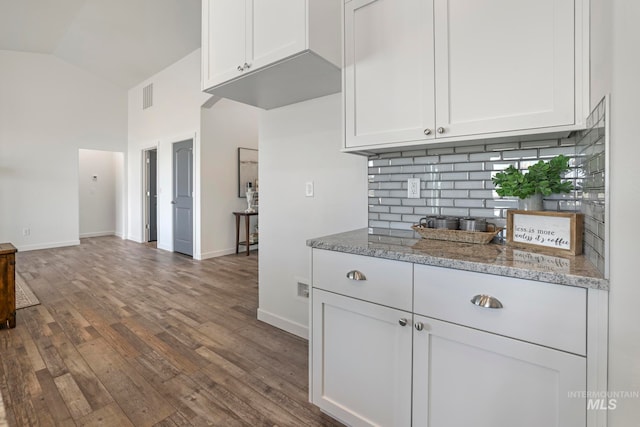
[143,83,153,109]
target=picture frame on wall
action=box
[238,147,258,198]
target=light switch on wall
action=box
[407,178,420,199]
[305,181,314,197]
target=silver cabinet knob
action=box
[346,270,367,281]
[437,127,445,134]
[414,322,424,331]
[243,62,251,70]
[237,65,244,71]
[423,128,432,135]
[399,318,408,327]
[170,200,177,204]
[470,294,504,309]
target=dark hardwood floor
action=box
[0,237,342,426]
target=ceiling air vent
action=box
[143,83,153,109]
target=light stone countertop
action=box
[306,228,608,290]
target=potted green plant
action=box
[492,154,574,210]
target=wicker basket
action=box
[411,224,503,245]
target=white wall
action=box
[0,50,127,251]
[127,49,209,253]
[200,98,260,258]
[258,94,368,337]
[78,149,123,238]
[597,1,640,425]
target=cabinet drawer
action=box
[414,264,586,355]
[312,249,412,311]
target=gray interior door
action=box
[172,140,193,256]
[149,149,158,241]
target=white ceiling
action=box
[0,0,202,89]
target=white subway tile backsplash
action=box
[402,199,427,207]
[414,156,440,164]
[539,146,576,158]
[401,165,427,173]
[427,147,456,155]
[577,97,607,276]
[470,152,502,161]
[414,207,440,216]
[455,199,485,208]
[368,136,588,242]
[391,206,414,214]
[502,149,539,160]
[440,154,469,163]
[426,181,455,190]
[441,190,469,198]
[389,158,414,166]
[439,172,469,181]
[486,141,520,151]
[469,190,496,199]
[454,162,485,171]
[401,149,428,157]
[441,207,471,217]
[454,181,484,190]
[426,164,454,172]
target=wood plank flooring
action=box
[0,237,342,426]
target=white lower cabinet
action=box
[412,315,586,427]
[311,289,413,427]
[311,249,596,427]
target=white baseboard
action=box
[126,235,144,244]
[80,231,115,238]
[199,248,237,260]
[257,308,308,339]
[114,231,125,239]
[19,240,80,252]
[157,243,172,252]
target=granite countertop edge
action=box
[307,232,609,291]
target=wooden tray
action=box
[411,225,503,245]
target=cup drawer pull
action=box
[346,270,367,281]
[470,294,504,309]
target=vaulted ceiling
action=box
[0,0,202,89]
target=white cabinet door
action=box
[202,0,248,88]
[344,0,435,148]
[434,0,576,138]
[250,0,307,71]
[412,315,586,427]
[311,289,412,427]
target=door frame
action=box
[142,147,158,242]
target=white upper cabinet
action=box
[344,0,435,147]
[344,0,587,150]
[251,1,306,70]
[202,0,342,110]
[203,0,247,87]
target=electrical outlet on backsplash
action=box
[367,96,608,277]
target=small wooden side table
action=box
[233,212,258,256]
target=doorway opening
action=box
[143,148,158,245]
[79,149,125,239]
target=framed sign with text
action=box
[506,210,584,255]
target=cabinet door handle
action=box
[346,270,366,281]
[437,127,446,134]
[414,322,424,331]
[399,318,408,327]
[470,294,504,309]
[237,65,244,72]
[243,62,251,70]
[423,128,432,135]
